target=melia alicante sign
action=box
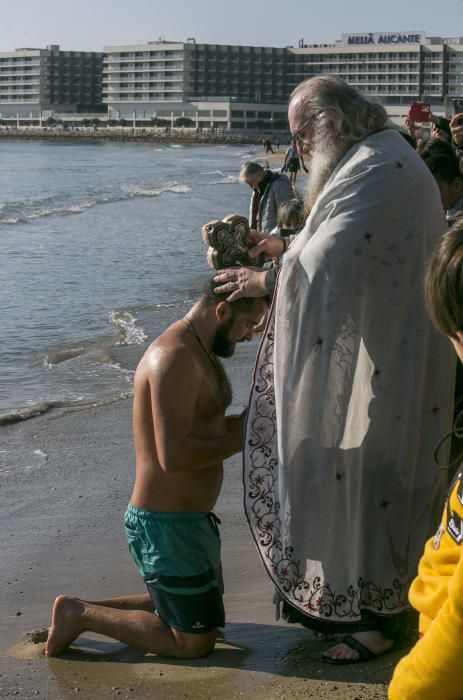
[342,32,424,46]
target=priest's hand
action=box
[213,266,269,303]
[247,229,285,259]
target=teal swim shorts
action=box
[124,504,225,634]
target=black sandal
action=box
[322,634,385,665]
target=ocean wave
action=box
[0,400,67,425]
[0,389,135,426]
[121,183,191,197]
[206,174,239,185]
[0,181,192,225]
[42,347,85,367]
[107,310,147,345]
[39,309,147,376]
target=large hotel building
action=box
[0,44,103,118]
[102,31,463,128]
[1,32,463,127]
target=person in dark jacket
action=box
[239,161,293,234]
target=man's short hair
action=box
[425,218,463,339]
[199,277,267,311]
[239,162,264,183]
[420,138,457,160]
[420,139,463,184]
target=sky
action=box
[2,0,463,52]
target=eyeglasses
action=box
[291,111,324,143]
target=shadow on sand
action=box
[43,621,407,688]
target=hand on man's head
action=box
[213,266,269,303]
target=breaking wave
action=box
[206,174,240,185]
[0,390,135,426]
[107,310,147,345]
[0,181,192,224]
[0,401,68,425]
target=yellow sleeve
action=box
[389,547,463,700]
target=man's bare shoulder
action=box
[135,320,198,383]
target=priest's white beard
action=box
[304,133,349,215]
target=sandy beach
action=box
[0,330,406,700]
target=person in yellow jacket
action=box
[389,219,463,700]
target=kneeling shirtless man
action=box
[46,279,267,659]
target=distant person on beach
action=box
[215,75,454,664]
[389,221,463,700]
[282,137,308,188]
[263,136,274,154]
[45,280,267,660]
[240,161,293,234]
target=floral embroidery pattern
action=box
[244,312,411,621]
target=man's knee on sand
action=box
[170,628,217,659]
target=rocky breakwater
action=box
[0,127,265,145]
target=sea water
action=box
[0,138,261,421]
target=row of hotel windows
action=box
[104,73,183,80]
[0,95,96,100]
[105,61,184,68]
[4,66,456,82]
[0,56,100,63]
[107,51,184,60]
[105,94,288,100]
[107,48,282,58]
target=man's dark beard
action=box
[212,315,237,358]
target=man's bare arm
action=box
[149,345,243,473]
[225,411,247,434]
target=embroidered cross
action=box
[380,499,391,510]
[362,231,374,243]
[314,336,324,349]
[335,471,345,483]
[394,161,404,170]
[431,405,440,416]
[372,367,382,380]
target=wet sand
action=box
[0,335,400,699]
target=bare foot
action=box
[45,595,84,657]
[322,630,394,662]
